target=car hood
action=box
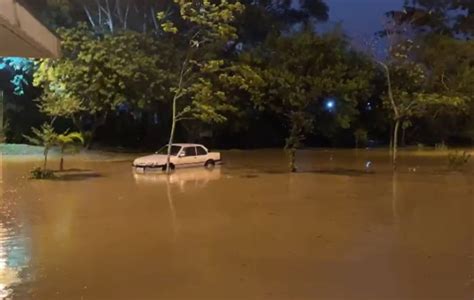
[133,154,169,166]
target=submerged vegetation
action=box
[56,131,84,171]
[1,0,473,173]
[22,123,84,178]
[448,151,472,170]
[30,167,56,180]
[23,123,58,172]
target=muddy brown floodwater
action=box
[0,149,473,299]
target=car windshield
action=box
[156,145,181,156]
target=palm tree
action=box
[23,123,58,171]
[56,131,84,171]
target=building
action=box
[0,0,60,58]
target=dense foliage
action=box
[34,24,173,147]
[243,30,372,170]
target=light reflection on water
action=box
[0,225,30,299]
[133,166,222,189]
[134,167,223,239]
[1,154,30,299]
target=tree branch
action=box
[175,117,195,122]
[377,60,400,119]
[441,72,450,91]
[83,6,97,29]
[124,3,130,29]
[105,0,114,33]
[150,6,159,32]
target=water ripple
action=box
[0,207,30,299]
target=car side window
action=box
[183,147,197,157]
[196,147,207,156]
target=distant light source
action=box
[366,102,373,111]
[325,99,336,112]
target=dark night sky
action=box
[325,0,405,37]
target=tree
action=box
[0,57,34,96]
[0,58,42,144]
[416,35,474,143]
[23,123,58,172]
[56,131,84,171]
[416,35,474,99]
[388,0,474,38]
[34,24,172,148]
[81,0,169,34]
[354,128,368,149]
[245,30,372,172]
[23,0,78,29]
[156,0,246,173]
[371,18,468,169]
[234,0,329,48]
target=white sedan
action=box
[133,143,221,172]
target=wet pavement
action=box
[0,149,473,299]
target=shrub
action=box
[30,167,56,180]
[435,141,448,151]
[448,151,471,170]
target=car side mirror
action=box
[179,152,185,158]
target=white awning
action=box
[0,0,61,58]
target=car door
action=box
[195,146,208,165]
[179,146,198,167]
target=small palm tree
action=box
[23,123,58,171]
[56,131,84,171]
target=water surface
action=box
[0,149,473,299]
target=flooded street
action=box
[0,149,473,299]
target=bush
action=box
[30,167,56,180]
[448,151,471,170]
[435,141,448,151]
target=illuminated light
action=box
[325,99,336,112]
[366,102,373,111]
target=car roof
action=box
[172,143,206,148]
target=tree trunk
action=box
[72,114,83,132]
[43,148,49,171]
[85,128,96,150]
[165,50,190,174]
[389,123,393,155]
[166,95,178,174]
[401,126,406,147]
[392,119,400,170]
[285,114,305,173]
[379,62,400,164]
[85,112,108,150]
[72,114,89,149]
[59,147,64,171]
[288,148,297,173]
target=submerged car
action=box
[133,143,221,172]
